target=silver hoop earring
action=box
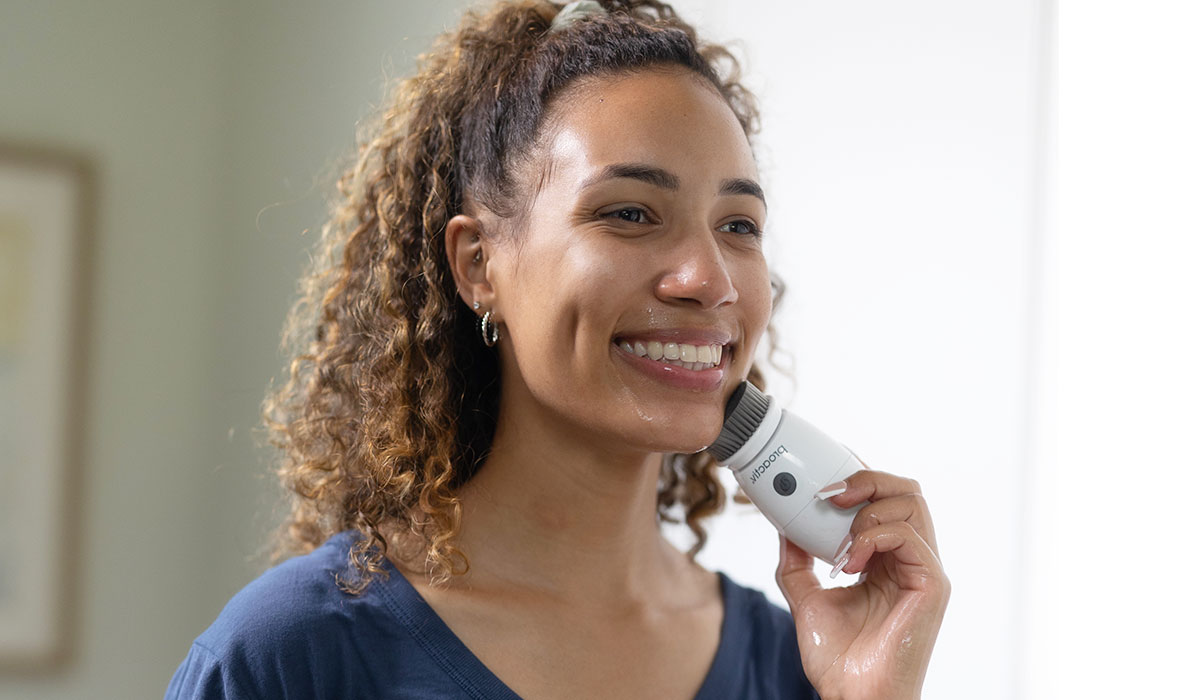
[481,310,499,347]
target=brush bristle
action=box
[707,381,771,462]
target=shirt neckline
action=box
[331,531,744,700]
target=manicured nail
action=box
[829,551,851,579]
[833,534,853,562]
[816,481,847,500]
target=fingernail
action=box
[833,534,853,562]
[829,551,851,579]
[816,481,847,500]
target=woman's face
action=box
[489,67,773,455]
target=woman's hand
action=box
[775,465,950,700]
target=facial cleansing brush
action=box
[708,380,867,565]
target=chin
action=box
[627,416,724,456]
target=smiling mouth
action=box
[612,338,726,371]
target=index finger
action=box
[819,467,940,560]
[818,466,923,508]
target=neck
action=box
[444,378,691,608]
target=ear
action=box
[444,214,492,312]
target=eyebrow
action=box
[580,162,765,204]
[719,177,766,205]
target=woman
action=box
[166,1,949,698]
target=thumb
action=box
[776,534,821,610]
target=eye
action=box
[719,219,762,237]
[602,207,652,225]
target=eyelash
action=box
[603,207,762,239]
[604,207,652,225]
[719,219,763,238]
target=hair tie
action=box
[551,0,608,32]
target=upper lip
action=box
[613,328,735,347]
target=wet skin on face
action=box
[446,66,769,469]
[485,66,774,457]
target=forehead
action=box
[538,67,759,185]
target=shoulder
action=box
[166,532,387,699]
[199,533,363,650]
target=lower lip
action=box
[611,342,727,391]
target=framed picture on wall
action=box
[0,144,93,670]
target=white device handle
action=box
[708,381,866,565]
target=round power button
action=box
[772,472,797,497]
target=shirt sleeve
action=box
[164,642,263,700]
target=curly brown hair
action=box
[261,0,791,595]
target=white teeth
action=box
[616,339,725,371]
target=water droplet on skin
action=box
[623,388,653,422]
[618,376,654,422]
[610,343,655,423]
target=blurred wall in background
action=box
[1,2,225,698]
[0,2,468,698]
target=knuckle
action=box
[853,530,871,550]
[887,520,919,539]
[850,505,878,534]
[934,574,953,604]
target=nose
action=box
[655,228,739,309]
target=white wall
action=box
[1043,2,1179,698]
[669,2,1048,699]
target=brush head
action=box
[707,380,771,463]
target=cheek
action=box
[506,239,622,367]
[736,260,775,367]
[740,255,774,321]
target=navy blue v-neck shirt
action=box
[165,530,819,699]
